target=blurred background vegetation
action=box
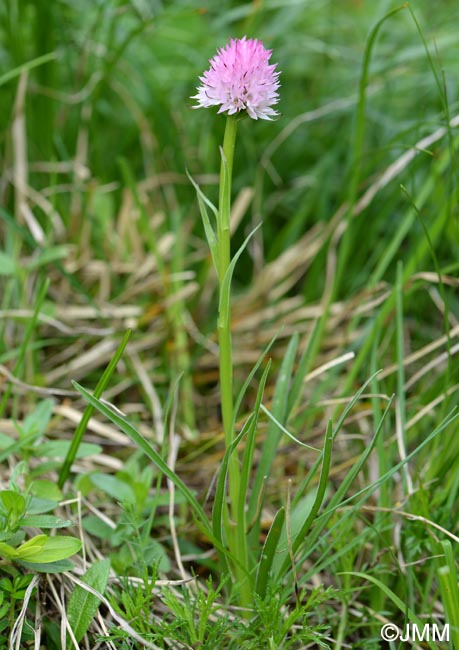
[2,0,457,276]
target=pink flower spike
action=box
[192,36,281,121]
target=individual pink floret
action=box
[192,36,280,120]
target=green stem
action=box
[216,115,252,609]
[217,115,237,448]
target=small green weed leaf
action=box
[0,433,40,463]
[1,574,33,598]
[0,577,13,592]
[27,497,59,515]
[29,479,63,501]
[89,473,135,502]
[36,440,102,459]
[82,515,115,541]
[143,539,170,571]
[0,530,24,545]
[10,461,27,484]
[0,542,18,560]
[18,559,74,573]
[0,490,26,518]
[15,534,81,563]
[68,558,110,642]
[20,515,73,528]
[21,398,54,437]
[114,539,170,573]
[91,189,116,222]
[12,534,47,559]
[147,490,187,507]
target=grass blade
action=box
[211,419,252,553]
[336,3,408,288]
[0,51,58,88]
[339,571,438,650]
[239,361,271,527]
[259,405,320,452]
[293,409,459,586]
[327,396,394,511]
[235,361,272,581]
[233,333,278,428]
[0,277,49,419]
[58,330,132,488]
[438,541,459,648]
[287,319,323,415]
[292,370,381,510]
[73,380,215,543]
[395,261,410,494]
[277,420,333,578]
[248,334,299,531]
[255,506,285,599]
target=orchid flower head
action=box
[192,36,281,121]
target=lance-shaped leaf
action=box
[187,169,219,274]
